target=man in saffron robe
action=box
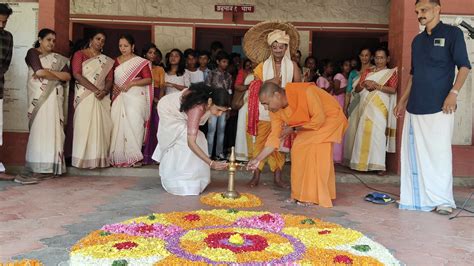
[247,82,347,207]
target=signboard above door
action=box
[215,5,254,13]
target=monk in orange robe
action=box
[247,82,348,207]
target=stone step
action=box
[4,165,474,187]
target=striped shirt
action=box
[0,29,13,99]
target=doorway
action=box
[312,31,388,65]
[195,27,247,56]
[72,23,153,58]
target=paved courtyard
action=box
[0,167,473,265]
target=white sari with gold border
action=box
[349,68,397,171]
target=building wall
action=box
[70,0,390,24]
[153,25,193,54]
[388,0,474,176]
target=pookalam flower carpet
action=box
[70,209,400,265]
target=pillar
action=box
[387,0,419,174]
[38,0,70,56]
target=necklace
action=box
[87,47,100,57]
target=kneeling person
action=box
[152,83,229,196]
[247,82,347,207]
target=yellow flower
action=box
[70,231,138,251]
[282,227,363,248]
[265,242,294,255]
[0,260,43,266]
[71,238,170,259]
[198,209,266,222]
[181,230,208,242]
[164,211,232,229]
[299,248,384,265]
[200,192,262,208]
[228,234,245,245]
[122,213,170,225]
[196,247,237,262]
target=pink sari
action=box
[317,75,345,163]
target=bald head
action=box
[259,81,284,98]
[258,81,287,113]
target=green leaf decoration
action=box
[99,231,111,236]
[112,260,128,266]
[352,244,371,252]
[300,218,316,225]
[227,208,239,214]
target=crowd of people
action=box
[0,0,470,215]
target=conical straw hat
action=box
[243,20,300,64]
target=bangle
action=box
[209,160,214,167]
[449,89,459,95]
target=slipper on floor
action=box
[364,192,395,205]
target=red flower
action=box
[204,232,269,253]
[135,224,155,234]
[258,214,275,223]
[318,230,331,235]
[333,255,353,264]
[113,241,138,250]
[183,214,201,222]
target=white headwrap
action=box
[263,29,294,87]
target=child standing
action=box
[184,49,204,84]
[205,51,232,160]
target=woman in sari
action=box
[332,59,351,164]
[348,47,398,174]
[343,48,375,166]
[141,43,165,164]
[109,34,153,167]
[14,29,71,185]
[164,49,189,95]
[71,30,114,169]
[152,83,230,195]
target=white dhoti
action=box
[399,111,456,211]
[0,99,4,172]
[235,91,249,161]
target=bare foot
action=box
[247,169,260,188]
[0,172,14,181]
[296,201,315,207]
[285,198,297,204]
[273,169,289,189]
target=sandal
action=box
[364,192,394,205]
[435,206,452,215]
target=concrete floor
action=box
[0,167,473,265]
